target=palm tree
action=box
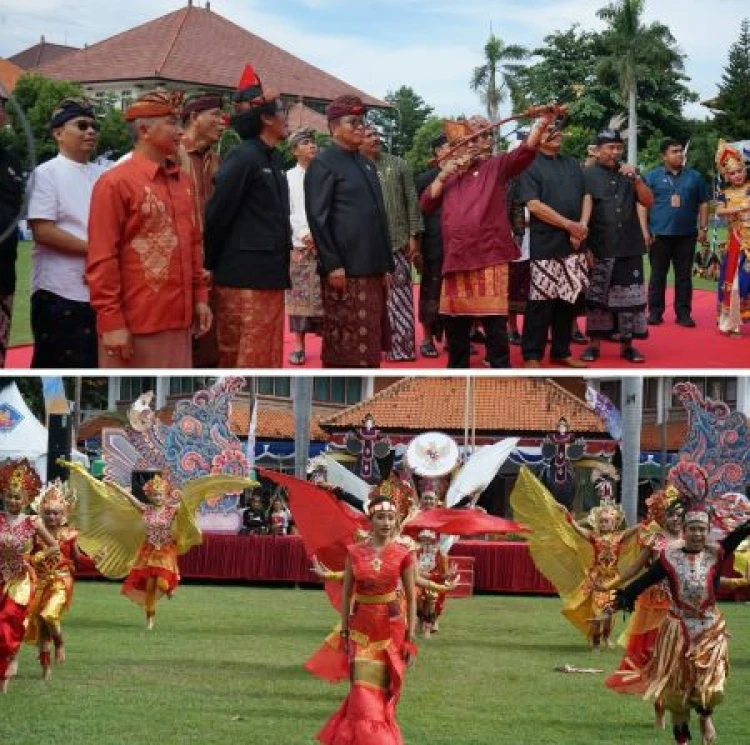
[596,0,685,164]
[470,33,529,121]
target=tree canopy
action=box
[713,18,750,139]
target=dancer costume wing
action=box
[511,467,640,637]
[67,461,254,577]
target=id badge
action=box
[671,193,681,208]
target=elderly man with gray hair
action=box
[87,89,211,368]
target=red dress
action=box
[317,540,415,745]
[121,503,180,607]
[0,513,36,679]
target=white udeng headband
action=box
[684,510,710,526]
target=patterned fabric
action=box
[321,277,388,368]
[508,259,530,313]
[0,514,35,583]
[286,247,324,319]
[215,286,284,368]
[98,328,191,369]
[30,289,97,369]
[374,152,423,252]
[87,152,208,336]
[418,259,443,328]
[178,139,219,233]
[716,190,750,332]
[143,504,179,549]
[385,250,416,361]
[585,256,648,340]
[529,254,589,304]
[440,263,509,316]
[0,294,12,369]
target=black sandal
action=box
[580,346,600,362]
[420,341,439,358]
[288,349,305,365]
[620,346,645,363]
[508,331,522,346]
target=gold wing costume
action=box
[510,466,640,639]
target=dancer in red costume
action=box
[415,528,456,638]
[25,479,81,680]
[0,460,58,693]
[605,486,683,729]
[317,489,417,745]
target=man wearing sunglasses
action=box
[26,97,105,368]
[305,95,394,368]
[0,92,26,368]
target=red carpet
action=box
[6,286,749,369]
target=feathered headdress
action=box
[588,474,625,532]
[645,485,682,527]
[0,459,42,503]
[143,473,169,500]
[668,461,710,526]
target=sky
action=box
[1,0,747,120]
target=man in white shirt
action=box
[285,127,323,365]
[27,97,105,368]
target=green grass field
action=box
[9,238,722,348]
[4,583,750,745]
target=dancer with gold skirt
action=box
[317,489,417,745]
[25,479,80,679]
[0,460,58,693]
[714,140,750,334]
[608,463,750,745]
[510,466,641,650]
[605,486,683,729]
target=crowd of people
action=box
[1,65,745,370]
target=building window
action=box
[643,379,660,411]
[257,377,291,398]
[313,377,363,404]
[118,377,156,403]
[80,377,109,416]
[169,377,214,397]
[120,90,133,110]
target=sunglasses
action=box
[73,119,100,132]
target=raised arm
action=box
[614,559,667,611]
[33,517,60,552]
[721,519,750,556]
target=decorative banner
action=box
[0,402,23,433]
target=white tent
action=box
[0,382,89,481]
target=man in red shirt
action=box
[420,113,554,368]
[87,90,211,368]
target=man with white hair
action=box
[87,90,211,368]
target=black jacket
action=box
[0,147,25,296]
[415,167,443,263]
[204,138,291,290]
[304,143,393,277]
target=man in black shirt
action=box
[581,127,654,364]
[204,66,291,368]
[0,93,25,368]
[517,124,588,368]
[305,95,394,368]
[415,133,449,358]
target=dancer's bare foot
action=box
[700,714,716,745]
[7,655,18,678]
[654,704,666,730]
[55,644,66,665]
[147,614,155,631]
[42,666,52,681]
[605,638,616,650]
[0,678,8,694]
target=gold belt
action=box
[354,592,397,604]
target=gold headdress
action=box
[0,459,42,504]
[143,473,168,499]
[31,478,77,517]
[645,485,681,527]
[715,139,745,177]
[588,479,625,532]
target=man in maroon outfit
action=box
[420,113,554,368]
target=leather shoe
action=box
[676,316,696,328]
[551,356,588,368]
[647,314,663,326]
